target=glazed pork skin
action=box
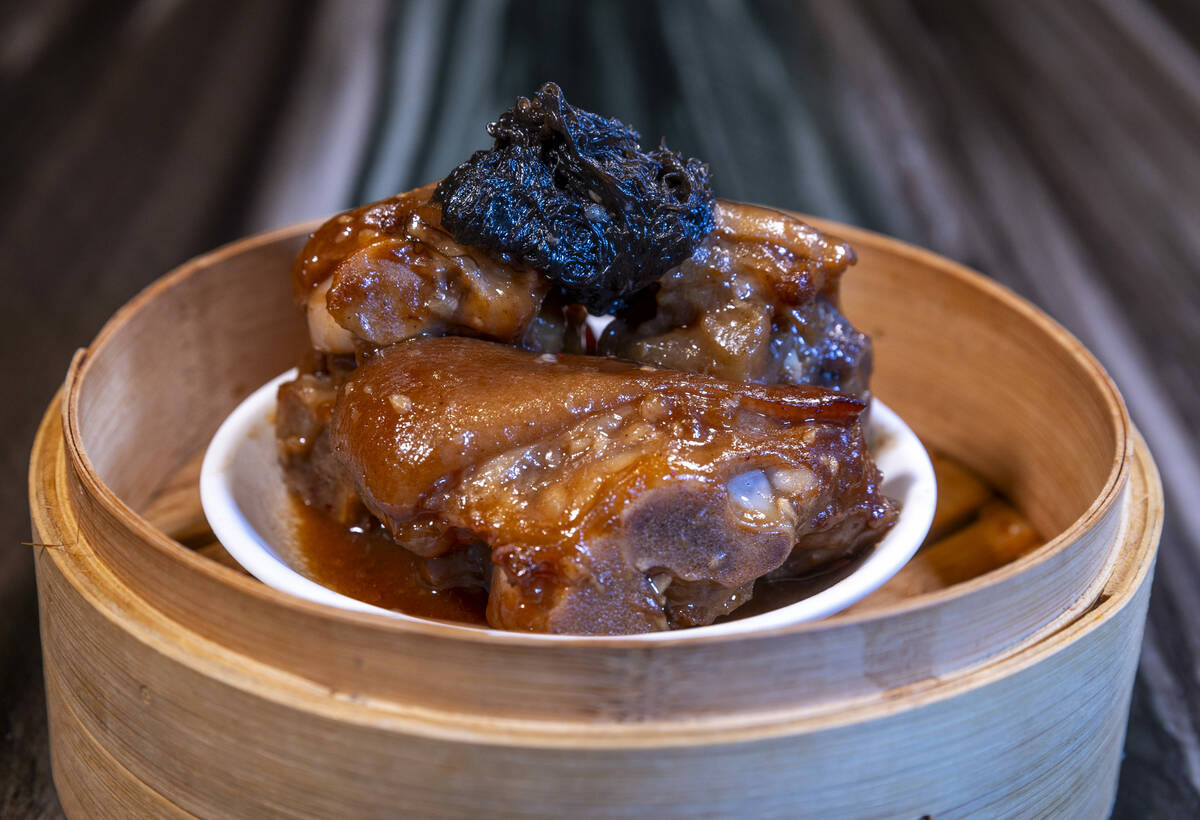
[278,184,567,521]
[275,350,366,526]
[330,337,896,634]
[603,201,874,399]
[293,182,561,355]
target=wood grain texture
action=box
[4,0,1196,815]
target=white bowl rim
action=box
[200,369,936,641]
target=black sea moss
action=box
[433,83,715,313]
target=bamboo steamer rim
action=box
[60,213,1132,649]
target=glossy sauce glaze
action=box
[326,337,892,634]
[290,497,488,625]
[293,182,552,356]
[290,446,1039,626]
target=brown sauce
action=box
[290,498,488,626]
[291,449,1039,628]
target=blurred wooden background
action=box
[3,1,1198,816]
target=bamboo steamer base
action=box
[31,402,1159,818]
[29,217,1162,818]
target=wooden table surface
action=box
[3,1,1197,816]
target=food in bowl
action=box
[330,337,891,633]
[276,83,899,634]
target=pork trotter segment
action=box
[331,337,896,634]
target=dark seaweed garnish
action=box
[433,83,714,314]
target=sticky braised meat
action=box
[275,83,895,633]
[276,350,364,525]
[292,182,563,356]
[279,179,573,525]
[601,201,874,399]
[291,179,872,397]
[329,337,896,634]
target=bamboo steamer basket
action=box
[28,215,1162,819]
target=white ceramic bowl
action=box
[200,369,935,639]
